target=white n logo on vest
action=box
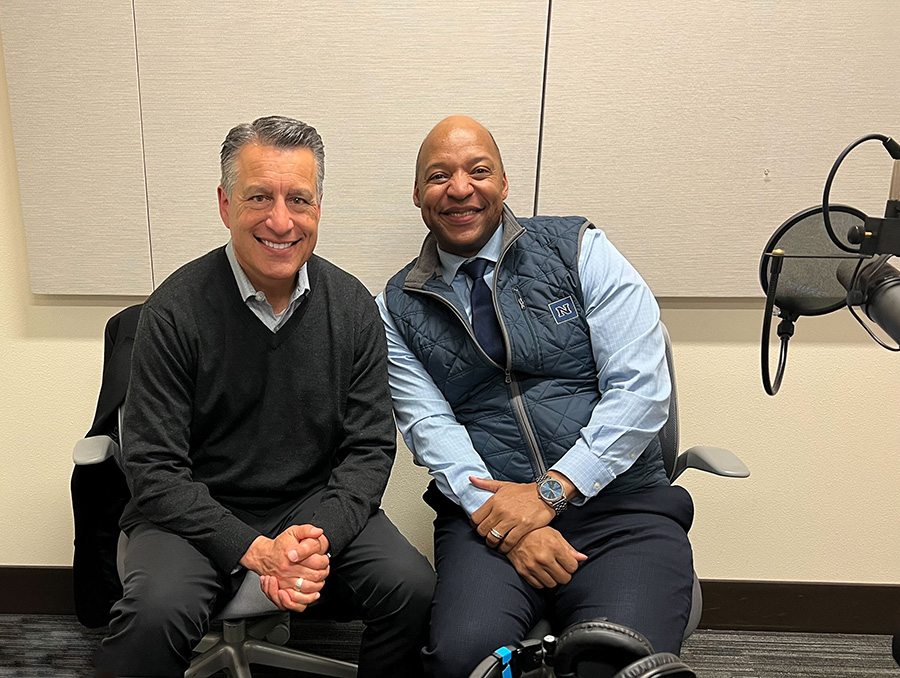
[548,296,578,324]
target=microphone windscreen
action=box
[761,206,865,316]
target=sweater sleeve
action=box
[120,303,261,572]
[311,295,396,557]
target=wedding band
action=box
[293,577,304,592]
[489,528,504,540]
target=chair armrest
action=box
[73,435,119,465]
[671,446,750,482]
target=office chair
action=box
[73,304,358,678]
[657,322,750,637]
[519,322,750,658]
[892,628,899,667]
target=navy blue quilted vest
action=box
[384,207,664,491]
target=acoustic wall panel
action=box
[539,2,900,297]
[134,1,548,293]
[0,3,152,295]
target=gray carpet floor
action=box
[0,615,897,677]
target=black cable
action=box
[761,252,795,395]
[822,134,893,253]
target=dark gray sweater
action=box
[120,247,395,572]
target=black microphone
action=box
[836,258,900,344]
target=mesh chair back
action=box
[657,323,678,480]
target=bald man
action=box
[376,116,695,678]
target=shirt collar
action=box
[437,223,504,286]
[225,239,310,304]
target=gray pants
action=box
[96,492,435,677]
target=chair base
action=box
[185,615,357,678]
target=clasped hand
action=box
[240,524,330,612]
[469,476,555,553]
[506,527,587,588]
[469,476,587,588]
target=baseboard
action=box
[698,579,900,634]
[1,567,898,634]
[0,566,75,615]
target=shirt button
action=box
[254,291,265,302]
[593,482,600,490]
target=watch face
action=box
[539,478,564,502]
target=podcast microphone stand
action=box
[833,149,900,350]
[822,134,900,255]
[762,136,900,395]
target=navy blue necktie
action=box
[460,258,505,365]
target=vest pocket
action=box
[513,286,544,372]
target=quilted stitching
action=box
[385,214,649,484]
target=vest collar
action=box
[404,204,525,290]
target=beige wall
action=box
[1,33,898,585]
[0,45,139,564]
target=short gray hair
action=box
[220,115,325,199]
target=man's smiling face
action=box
[414,116,509,257]
[218,143,320,298]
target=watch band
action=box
[536,473,568,515]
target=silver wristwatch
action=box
[536,473,568,515]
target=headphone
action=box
[467,621,696,678]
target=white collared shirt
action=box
[225,240,309,332]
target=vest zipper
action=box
[493,235,546,478]
[506,368,547,478]
[405,225,546,479]
[490,232,523,370]
[403,288,546,479]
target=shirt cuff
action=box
[455,483,494,516]
[551,438,617,505]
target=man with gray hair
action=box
[96,116,434,677]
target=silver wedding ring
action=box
[489,528,504,540]
[293,577,304,592]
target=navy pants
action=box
[422,482,695,678]
[96,491,435,678]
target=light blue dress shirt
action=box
[375,224,670,516]
[225,240,309,332]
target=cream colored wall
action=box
[662,303,900,583]
[0,46,136,564]
[1,29,899,585]
[538,1,900,297]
